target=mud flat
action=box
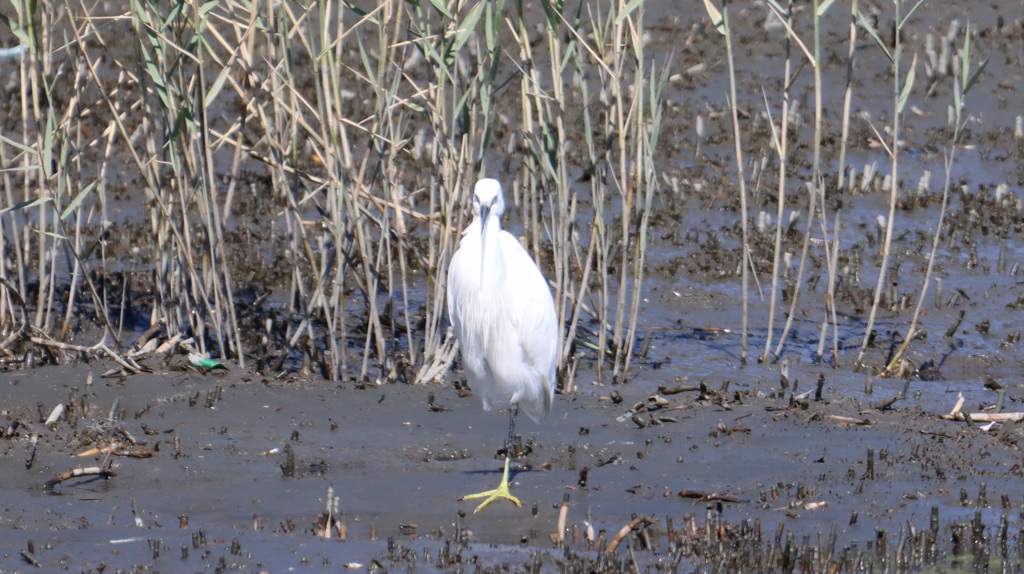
[2,344,1024,572]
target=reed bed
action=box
[0,0,665,384]
[0,0,996,382]
[707,0,991,372]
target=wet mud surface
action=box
[2,0,1024,572]
[3,356,1024,572]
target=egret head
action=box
[471,178,506,281]
[473,178,505,224]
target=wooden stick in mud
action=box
[605,515,653,554]
[823,415,875,425]
[556,493,570,547]
[19,549,41,568]
[948,393,965,418]
[657,383,701,395]
[944,412,1024,423]
[44,466,117,488]
[677,490,749,503]
[941,392,1024,423]
[78,442,153,458]
[132,498,145,527]
[28,336,142,374]
[43,404,64,427]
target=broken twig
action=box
[44,466,117,488]
[606,515,653,554]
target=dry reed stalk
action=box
[804,1,839,367]
[768,2,820,364]
[886,23,986,373]
[815,0,861,367]
[721,0,750,364]
[761,0,795,364]
[609,2,631,382]
[856,2,915,367]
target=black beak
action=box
[478,201,491,282]
[479,202,491,228]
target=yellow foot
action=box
[459,457,520,513]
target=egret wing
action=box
[499,232,558,419]
[447,232,484,375]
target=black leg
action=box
[506,403,518,460]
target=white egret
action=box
[446,178,558,513]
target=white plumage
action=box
[446,178,558,512]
